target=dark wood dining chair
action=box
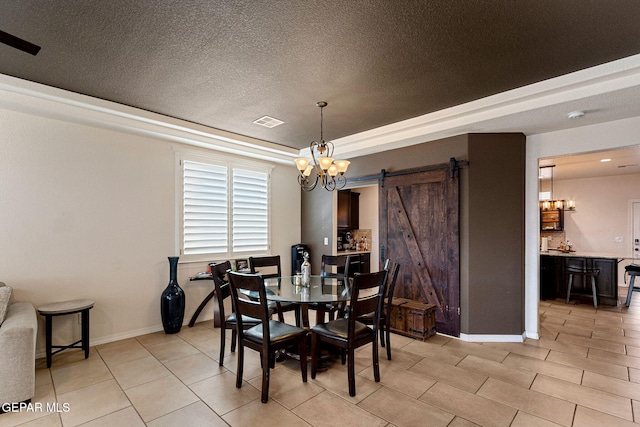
[310,270,388,396]
[315,254,351,321]
[249,255,302,326]
[210,261,263,367]
[227,271,308,403]
[321,255,351,281]
[357,259,401,360]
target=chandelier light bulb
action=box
[295,158,310,172]
[334,159,350,174]
[318,156,334,171]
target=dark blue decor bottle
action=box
[161,256,185,334]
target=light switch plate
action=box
[324,237,329,245]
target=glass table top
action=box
[263,276,350,303]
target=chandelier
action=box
[294,101,350,191]
[539,166,576,211]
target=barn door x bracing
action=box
[379,165,460,336]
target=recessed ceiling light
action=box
[567,110,585,119]
[253,115,284,128]
[600,158,612,162]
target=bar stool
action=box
[625,264,640,307]
[37,299,94,368]
[566,266,599,308]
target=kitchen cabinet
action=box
[540,255,564,300]
[338,190,359,230]
[540,254,618,305]
[541,208,564,231]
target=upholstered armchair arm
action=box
[0,302,38,405]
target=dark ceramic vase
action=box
[161,256,185,334]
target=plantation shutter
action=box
[232,168,269,252]
[183,160,228,255]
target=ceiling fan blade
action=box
[0,30,41,55]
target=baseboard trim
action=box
[34,315,212,360]
[458,333,525,343]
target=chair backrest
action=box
[210,261,232,316]
[348,270,387,336]
[383,258,401,301]
[227,271,271,332]
[249,255,282,279]
[321,254,351,284]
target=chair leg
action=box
[219,327,227,366]
[337,301,346,318]
[626,276,636,307]
[385,318,392,361]
[236,344,244,389]
[261,351,270,403]
[310,333,318,379]
[276,303,285,323]
[268,351,276,369]
[591,276,598,309]
[379,321,385,348]
[299,337,308,382]
[566,274,574,304]
[230,329,237,352]
[295,306,302,327]
[372,338,380,383]
[347,348,356,397]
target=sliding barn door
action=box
[379,166,460,336]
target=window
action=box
[177,150,272,262]
[232,169,269,252]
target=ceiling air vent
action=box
[253,115,284,128]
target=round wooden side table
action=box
[37,299,94,368]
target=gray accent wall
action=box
[300,187,334,274]
[467,134,526,335]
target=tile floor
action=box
[3,290,640,426]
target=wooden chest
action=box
[389,298,436,341]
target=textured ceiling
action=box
[2,1,640,150]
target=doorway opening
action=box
[538,145,640,304]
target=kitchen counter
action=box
[540,251,624,305]
[540,250,632,260]
[337,250,371,255]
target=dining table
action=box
[259,275,352,328]
[190,273,376,329]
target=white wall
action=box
[526,116,640,338]
[0,107,301,354]
[556,174,640,283]
[556,174,640,255]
